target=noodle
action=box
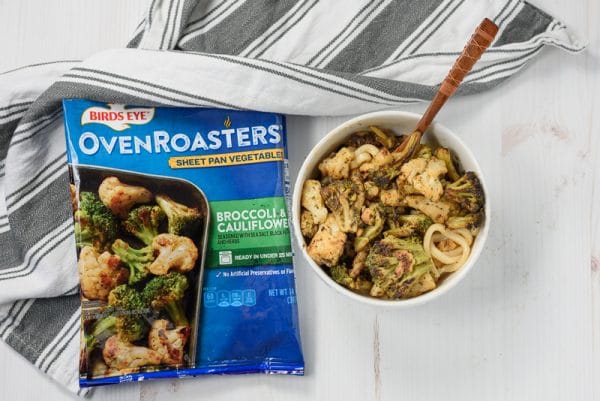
[424,223,472,274]
[351,144,379,169]
[350,152,372,169]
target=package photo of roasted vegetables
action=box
[63,100,303,387]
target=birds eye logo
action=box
[81,104,155,131]
[224,116,232,129]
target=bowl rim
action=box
[292,110,491,308]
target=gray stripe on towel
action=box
[325,0,443,73]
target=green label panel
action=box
[207,197,292,268]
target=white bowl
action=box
[292,110,490,307]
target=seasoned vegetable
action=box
[98,177,153,218]
[354,204,384,251]
[85,284,148,352]
[155,194,202,236]
[384,213,433,238]
[444,172,485,213]
[148,320,191,365]
[446,210,484,235]
[404,195,452,224]
[301,125,486,299]
[123,205,165,245]
[330,264,372,294]
[102,336,162,370]
[148,234,199,275]
[399,157,447,201]
[318,147,354,179]
[321,179,365,233]
[111,239,154,285]
[307,214,346,268]
[366,236,434,299]
[74,192,118,251]
[434,147,461,182]
[301,179,328,225]
[143,272,190,327]
[78,246,128,301]
[108,284,149,342]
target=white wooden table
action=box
[1,1,598,400]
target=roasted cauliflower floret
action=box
[307,215,347,267]
[399,157,447,201]
[404,195,452,223]
[78,246,128,301]
[321,179,364,233]
[300,210,319,238]
[301,179,328,224]
[148,319,190,365]
[364,181,380,200]
[318,147,355,179]
[148,234,199,275]
[98,177,153,218]
[358,148,393,174]
[379,187,402,206]
[102,335,161,370]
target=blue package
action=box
[62,100,303,387]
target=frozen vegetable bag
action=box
[63,100,303,387]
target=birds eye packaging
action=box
[62,100,304,387]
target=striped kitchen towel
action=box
[0,0,584,395]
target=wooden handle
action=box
[415,18,499,133]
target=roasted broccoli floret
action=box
[385,213,433,238]
[330,264,372,294]
[142,273,189,327]
[111,239,154,284]
[321,179,365,233]
[85,285,148,352]
[415,144,433,159]
[84,315,117,354]
[434,147,461,182]
[444,172,484,213]
[123,205,165,245]
[108,284,149,342]
[155,194,201,236]
[74,192,118,251]
[447,210,484,234]
[365,236,434,299]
